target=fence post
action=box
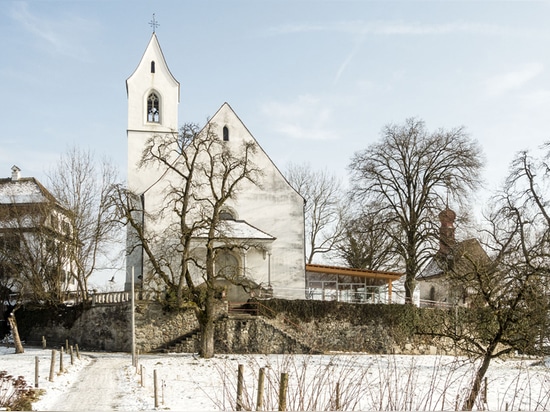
[256,367,265,411]
[154,369,159,408]
[65,339,69,352]
[278,372,288,411]
[59,347,64,373]
[141,364,145,387]
[75,344,80,360]
[41,336,46,349]
[35,356,39,388]
[70,345,74,365]
[236,364,244,411]
[334,381,340,410]
[49,350,56,382]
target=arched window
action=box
[219,209,235,220]
[147,92,160,123]
[150,61,155,73]
[429,286,436,302]
[215,251,239,279]
[223,126,229,141]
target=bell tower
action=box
[125,29,180,291]
[126,31,180,194]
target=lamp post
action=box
[131,266,136,367]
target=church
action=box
[124,32,306,300]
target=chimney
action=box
[438,207,456,255]
[11,165,21,181]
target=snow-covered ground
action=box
[1,345,550,411]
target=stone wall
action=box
[215,316,313,354]
[256,299,456,355]
[16,303,131,351]
[15,298,457,355]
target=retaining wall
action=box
[14,299,455,354]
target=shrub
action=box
[0,371,41,411]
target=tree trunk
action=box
[7,313,25,354]
[199,292,216,358]
[404,275,415,304]
[462,346,495,410]
[199,318,216,359]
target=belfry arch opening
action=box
[147,92,160,123]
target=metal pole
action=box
[131,266,136,367]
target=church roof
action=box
[193,219,275,241]
[416,238,491,280]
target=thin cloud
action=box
[269,20,542,38]
[261,95,337,140]
[9,2,97,61]
[484,63,544,97]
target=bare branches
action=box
[285,163,344,264]
[427,144,550,410]
[349,118,484,301]
[115,122,262,357]
[47,147,120,300]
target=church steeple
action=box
[126,32,180,193]
[438,207,456,256]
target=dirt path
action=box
[44,354,131,411]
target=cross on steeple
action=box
[149,14,159,33]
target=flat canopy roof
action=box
[306,264,402,281]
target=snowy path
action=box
[39,354,131,411]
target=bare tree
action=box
[334,205,400,271]
[113,122,261,358]
[285,163,343,264]
[425,146,550,410]
[47,147,120,301]
[349,118,483,302]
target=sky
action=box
[2,0,550,199]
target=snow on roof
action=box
[416,257,445,280]
[194,219,275,241]
[0,178,51,204]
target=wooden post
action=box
[334,381,340,410]
[75,344,80,360]
[59,347,64,373]
[65,339,69,352]
[49,350,56,382]
[236,364,244,411]
[70,346,74,365]
[35,356,39,388]
[256,367,265,411]
[140,364,145,387]
[154,369,159,408]
[41,336,46,349]
[278,372,288,411]
[7,313,24,354]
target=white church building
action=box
[124,33,306,300]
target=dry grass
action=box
[207,354,550,411]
